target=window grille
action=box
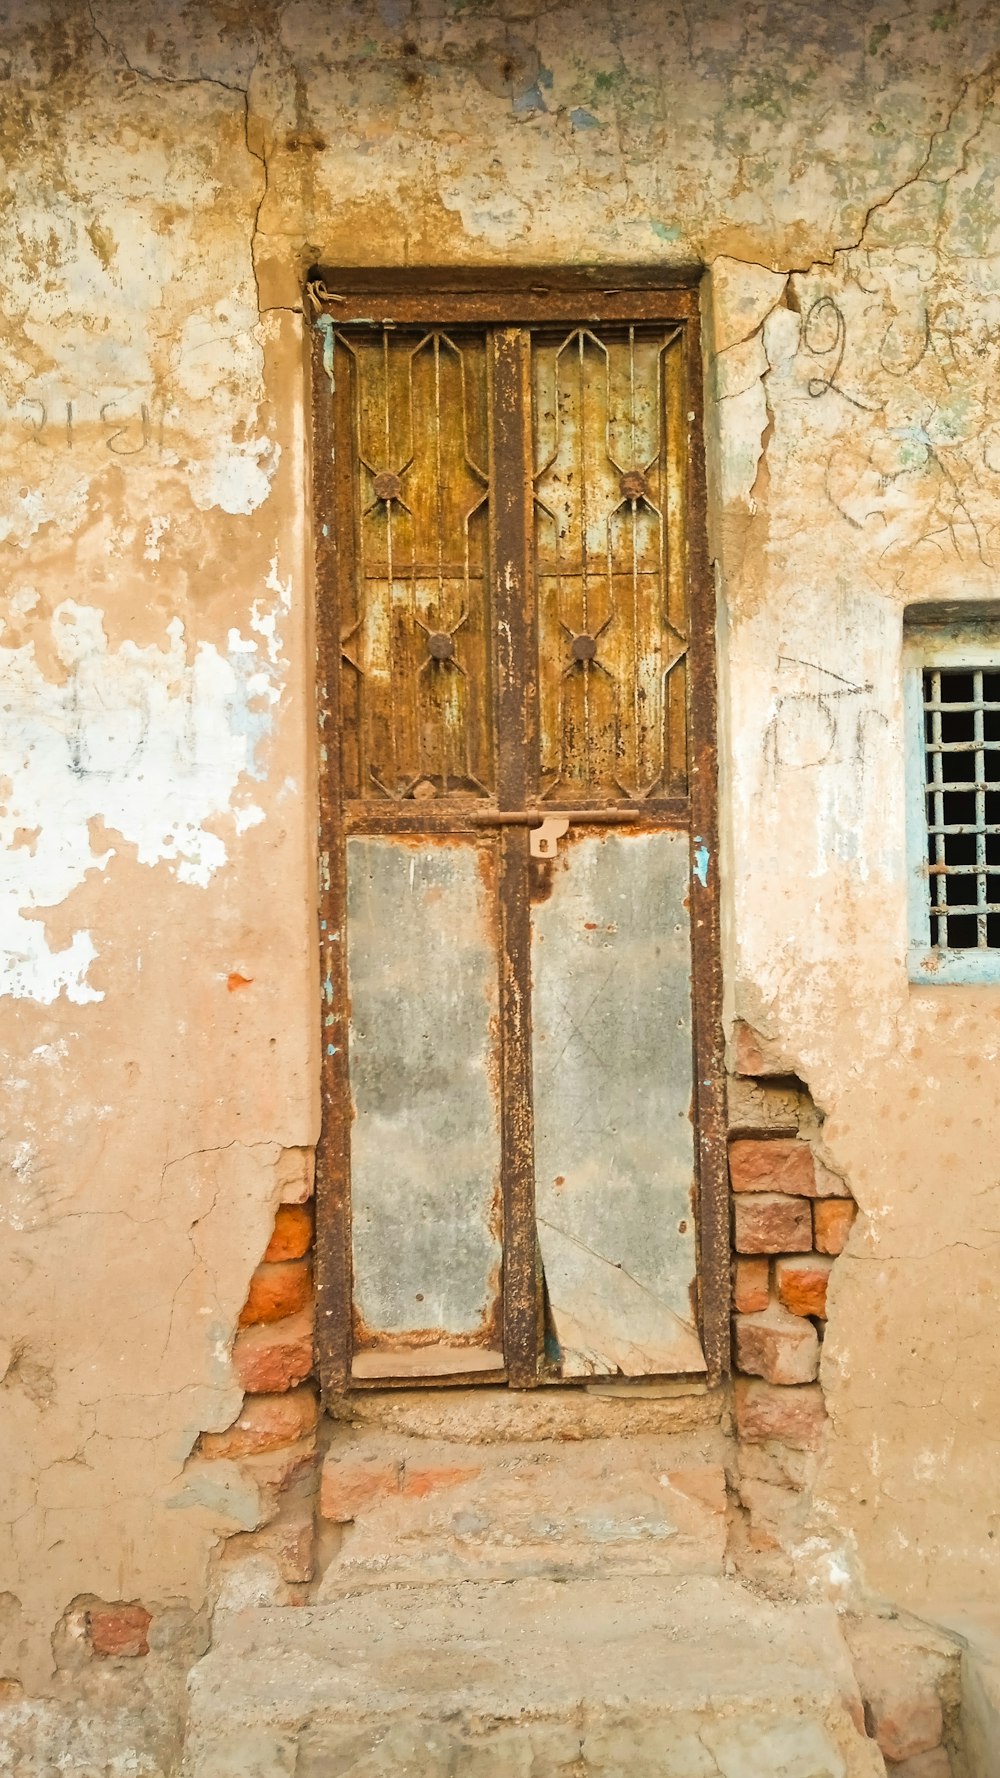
[923,667,1000,951]
[905,617,1000,983]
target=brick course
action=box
[814,1197,857,1254]
[733,1379,827,1449]
[775,1253,833,1319]
[239,1258,313,1327]
[234,1309,314,1393]
[734,1303,820,1385]
[733,1192,812,1254]
[733,1256,770,1313]
[729,1137,817,1196]
[265,1204,314,1262]
[200,1387,318,1460]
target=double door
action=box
[313,282,724,1389]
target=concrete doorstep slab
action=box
[182,1575,887,1777]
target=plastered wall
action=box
[2,0,1000,1695]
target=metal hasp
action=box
[312,272,726,1394]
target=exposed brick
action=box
[320,1455,401,1522]
[775,1253,834,1319]
[200,1387,318,1460]
[729,1137,816,1196]
[87,1603,151,1659]
[735,1303,820,1384]
[733,1256,770,1313]
[239,1258,313,1327]
[814,1197,857,1254]
[264,1204,314,1263]
[733,1192,812,1254]
[233,1309,314,1393]
[240,1438,318,1512]
[734,1378,828,1449]
[731,1020,790,1077]
[727,1074,805,1137]
[401,1463,481,1499]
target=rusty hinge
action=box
[470,809,640,856]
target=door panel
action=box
[330,326,494,800]
[346,835,504,1377]
[532,325,689,802]
[531,829,704,1376]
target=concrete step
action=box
[317,1432,731,1590]
[183,1575,887,1777]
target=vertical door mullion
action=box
[315,326,354,1394]
[683,310,729,1383]
[491,327,540,1387]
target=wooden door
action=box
[313,279,725,1391]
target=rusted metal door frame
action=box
[310,272,727,1395]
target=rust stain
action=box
[227,972,253,991]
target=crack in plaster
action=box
[86,3,269,316]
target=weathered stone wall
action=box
[3,0,1000,1731]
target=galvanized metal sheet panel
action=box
[531,830,705,1376]
[347,836,503,1366]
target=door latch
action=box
[470,808,639,857]
[529,816,570,858]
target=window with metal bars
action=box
[905,620,1000,982]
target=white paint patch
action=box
[196,437,280,516]
[144,515,170,561]
[0,599,285,1004]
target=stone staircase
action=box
[182,1574,886,1777]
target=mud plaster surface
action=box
[1,0,999,1694]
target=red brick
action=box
[735,1303,819,1384]
[729,1138,816,1196]
[320,1455,401,1522]
[233,1308,313,1393]
[239,1258,313,1327]
[733,1256,770,1313]
[775,1253,833,1319]
[200,1386,318,1459]
[814,1198,857,1254]
[733,1192,812,1254]
[87,1604,151,1659]
[401,1463,481,1498]
[264,1204,313,1263]
[731,1020,789,1077]
[734,1378,827,1449]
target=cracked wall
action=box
[2,0,1000,1729]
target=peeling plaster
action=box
[0,599,285,1002]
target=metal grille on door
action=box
[313,282,725,1391]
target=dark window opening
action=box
[923,666,1000,949]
